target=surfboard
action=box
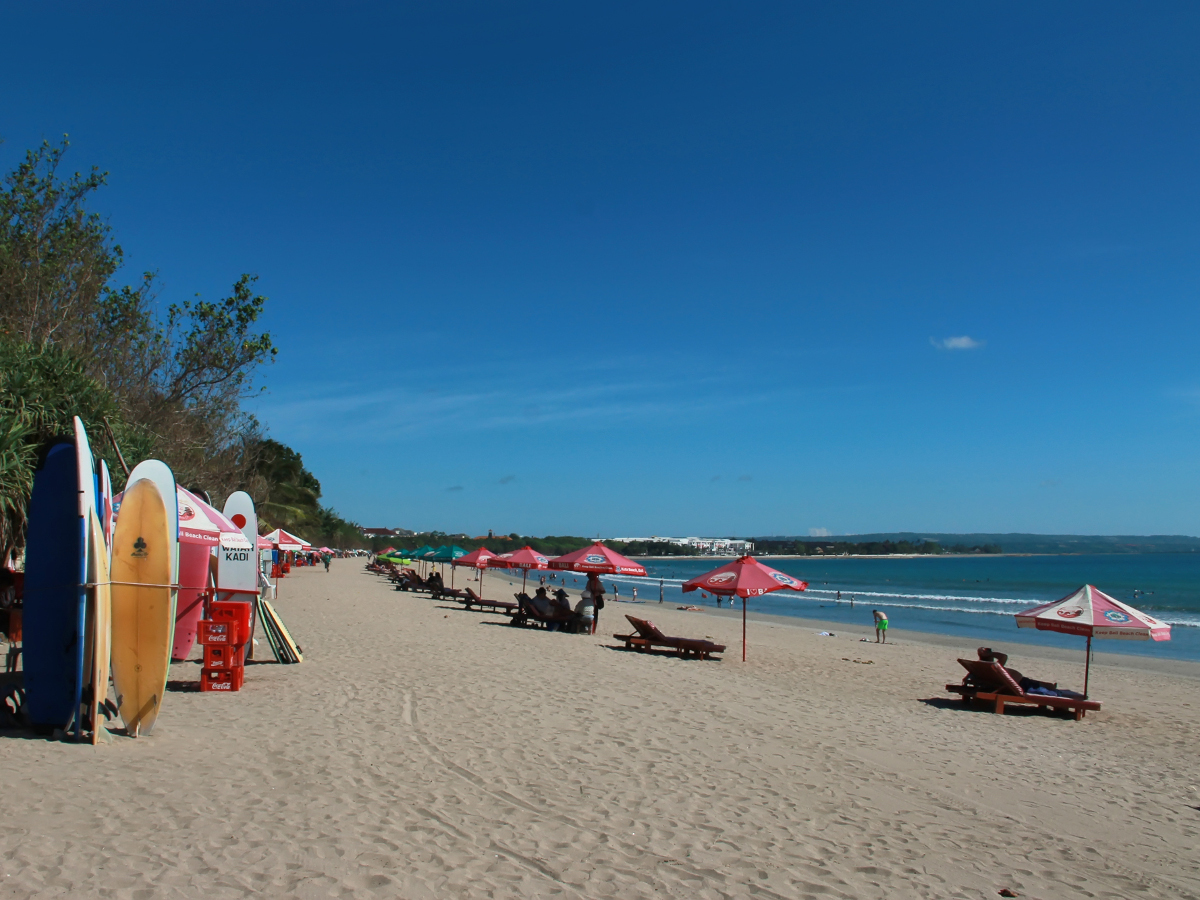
[98,459,113,554]
[111,476,174,736]
[72,418,97,739]
[174,540,212,661]
[124,460,178,579]
[83,508,112,745]
[223,491,259,661]
[22,440,86,730]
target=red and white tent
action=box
[548,542,647,576]
[1016,584,1170,696]
[263,528,311,551]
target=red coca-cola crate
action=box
[203,643,244,670]
[200,667,244,692]
[197,619,242,645]
[209,600,252,635]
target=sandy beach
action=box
[3,561,1198,899]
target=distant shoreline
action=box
[629,551,1184,560]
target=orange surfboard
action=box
[110,478,173,736]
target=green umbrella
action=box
[432,545,467,586]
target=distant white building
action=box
[611,536,754,555]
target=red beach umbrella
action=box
[682,555,808,661]
[548,542,648,576]
[486,545,550,592]
[454,546,498,596]
[1016,584,1170,697]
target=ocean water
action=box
[564,554,1200,662]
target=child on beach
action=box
[873,609,888,643]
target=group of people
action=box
[524,571,608,634]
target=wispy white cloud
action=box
[251,370,777,446]
[930,335,985,351]
[809,527,831,537]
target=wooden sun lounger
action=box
[613,615,725,660]
[946,658,1101,721]
[456,587,518,614]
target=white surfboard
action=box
[222,491,260,659]
[72,418,97,740]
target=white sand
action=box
[2,561,1198,899]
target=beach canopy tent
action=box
[256,535,274,549]
[1016,584,1171,697]
[318,546,333,554]
[683,555,809,661]
[548,542,647,576]
[487,545,550,592]
[454,546,498,597]
[263,528,311,551]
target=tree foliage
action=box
[1,137,280,508]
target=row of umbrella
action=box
[379,542,1172,694]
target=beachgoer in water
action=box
[873,609,888,643]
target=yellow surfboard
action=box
[111,478,173,737]
[82,508,112,745]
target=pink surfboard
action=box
[173,540,212,660]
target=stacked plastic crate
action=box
[198,600,252,691]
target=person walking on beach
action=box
[585,573,606,635]
[873,609,888,643]
[322,552,331,572]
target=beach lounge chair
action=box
[509,593,576,630]
[613,615,725,660]
[945,658,1101,721]
[431,585,468,601]
[457,588,518,615]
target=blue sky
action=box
[5,3,1200,537]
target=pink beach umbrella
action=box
[454,546,498,596]
[682,555,808,662]
[486,545,550,593]
[1016,584,1170,697]
[548,541,647,576]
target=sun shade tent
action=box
[549,542,647,576]
[682,555,808,661]
[263,528,310,551]
[1016,584,1170,697]
[486,545,550,592]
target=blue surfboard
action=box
[23,441,87,730]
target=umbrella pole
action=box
[522,569,528,593]
[1084,635,1092,698]
[742,597,747,662]
[451,565,455,589]
[479,566,484,601]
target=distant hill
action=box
[753,533,1200,554]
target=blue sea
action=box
[573,554,1200,662]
